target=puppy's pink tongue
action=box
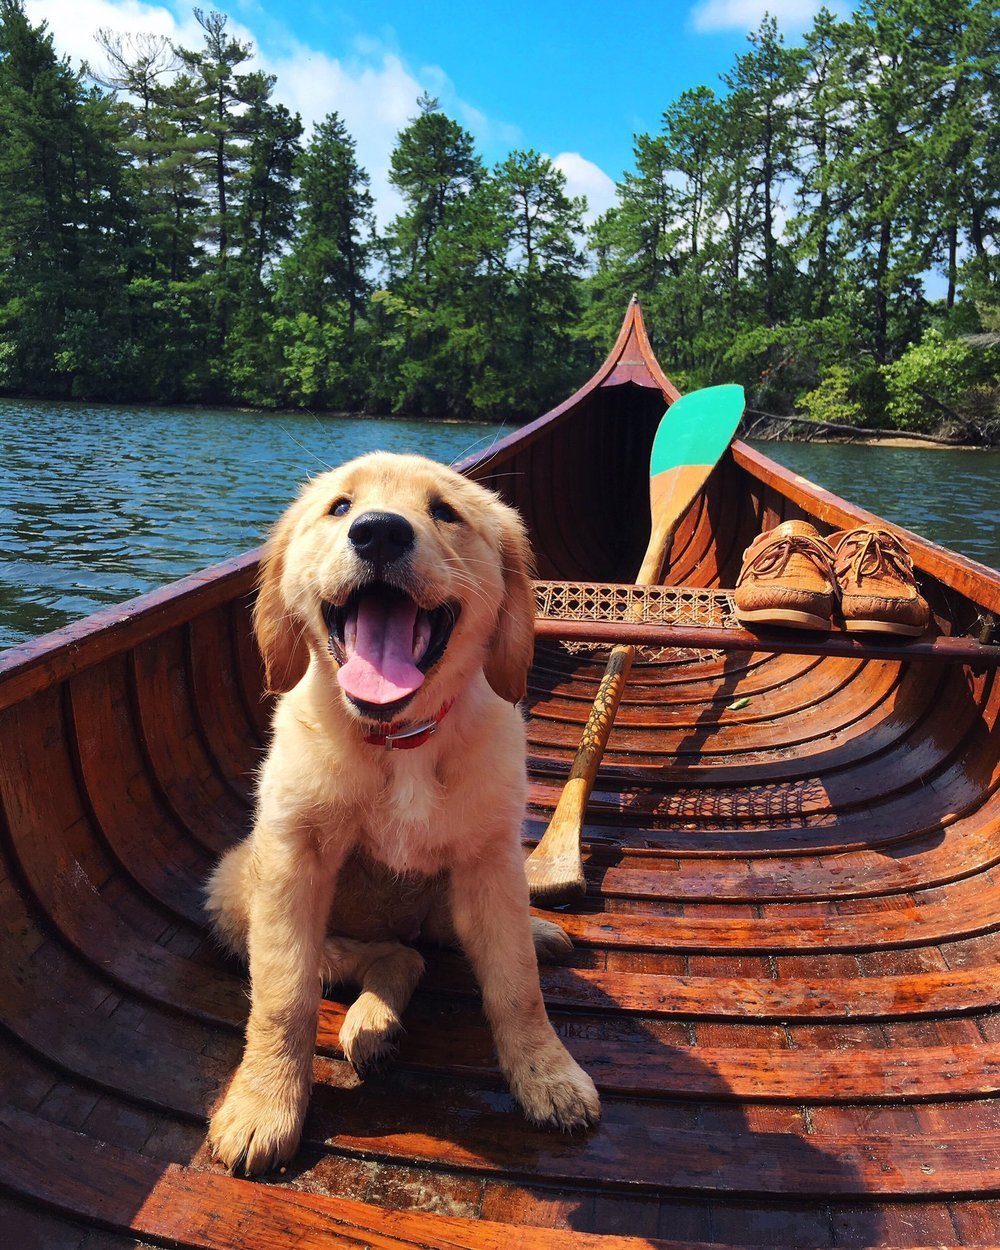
[337,593,425,705]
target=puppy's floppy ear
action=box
[253,503,310,695]
[484,504,537,705]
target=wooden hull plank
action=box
[4,299,1000,1243]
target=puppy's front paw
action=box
[208,1063,310,1175]
[339,992,403,1075]
[530,916,574,964]
[508,1040,601,1131]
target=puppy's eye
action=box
[430,501,459,524]
[329,498,352,518]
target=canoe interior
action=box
[3,301,1000,1248]
[470,379,670,582]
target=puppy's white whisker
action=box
[277,424,334,471]
[450,421,509,469]
[469,470,527,485]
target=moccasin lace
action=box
[737,535,836,587]
[835,529,914,587]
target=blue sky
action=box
[28,0,842,225]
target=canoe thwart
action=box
[532,580,1000,666]
[534,579,739,630]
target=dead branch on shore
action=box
[742,409,968,446]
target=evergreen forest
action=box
[1,0,998,438]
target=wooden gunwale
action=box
[4,298,1000,1245]
[731,442,1000,614]
[0,550,260,713]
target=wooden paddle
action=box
[524,384,746,903]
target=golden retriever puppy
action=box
[206,451,600,1175]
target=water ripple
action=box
[0,401,505,650]
[2,402,997,652]
[754,440,1000,573]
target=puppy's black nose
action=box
[348,511,415,567]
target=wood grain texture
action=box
[2,298,1000,1245]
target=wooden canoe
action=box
[2,298,1000,1249]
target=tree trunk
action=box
[873,214,891,365]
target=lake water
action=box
[0,401,505,650]
[754,439,1000,573]
[1,399,998,651]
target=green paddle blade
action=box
[650,384,746,477]
[638,384,746,584]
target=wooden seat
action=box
[533,580,1000,666]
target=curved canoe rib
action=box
[2,298,1000,1246]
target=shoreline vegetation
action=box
[4,392,990,450]
[741,410,982,447]
[0,0,998,442]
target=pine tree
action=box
[585,143,673,359]
[0,0,137,397]
[384,92,482,286]
[827,1,936,362]
[90,26,213,398]
[913,0,1000,311]
[279,112,373,332]
[375,95,484,414]
[788,7,853,321]
[94,29,202,284]
[489,149,585,408]
[172,9,302,397]
[585,88,724,375]
[269,113,375,409]
[224,76,301,404]
[721,15,803,328]
[175,8,253,265]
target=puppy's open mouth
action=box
[323,584,459,716]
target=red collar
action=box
[361,700,454,750]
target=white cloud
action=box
[25,0,612,234]
[27,0,216,67]
[263,43,426,228]
[262,45,521,226]
[27,0,419,226]
[690,0,836,33]
[552,152,617,227]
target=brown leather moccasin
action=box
[734,520,838,631]
[830,527,930,636]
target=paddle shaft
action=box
[524,385,745,900]
[562,464,726,778]
[531,642,634,873]
[525,527,673,886]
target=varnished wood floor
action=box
[2,567,1000,1247]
